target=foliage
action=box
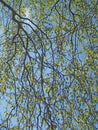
[0,0,98,129]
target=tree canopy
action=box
[0,0,98,129]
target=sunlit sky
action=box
[25,7,31,18]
